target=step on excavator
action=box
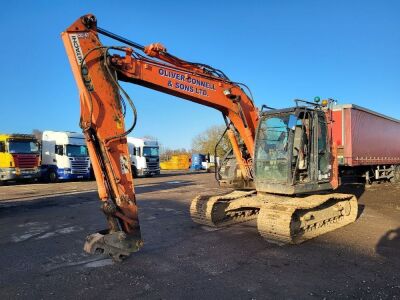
[62,14,358,261]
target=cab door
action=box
[0,141,8,169]
[315,111,331,182]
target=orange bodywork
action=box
[61,14,259,237]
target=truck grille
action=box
[12,154,39,168]
[146,157,159,171]
[70,158,90,174]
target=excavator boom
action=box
[62,14,259,260]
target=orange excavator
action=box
[62,14,358,261]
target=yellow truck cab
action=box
[0,134,40,183]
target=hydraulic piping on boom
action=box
[62,14,358,261]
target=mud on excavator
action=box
[62,14,358,261]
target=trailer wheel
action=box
[48,170,58,183]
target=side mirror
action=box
[0,142,5,153]
[288,114,298,131]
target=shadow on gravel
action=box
[154,171,205,178]
[356,204,365,219]
[376,227,400,260]
[0,192,97,215]
[136,180,195,194]
[0,180,196,213]
[1,187,399,299]
[0,179,95,186]
[337,182,366,199]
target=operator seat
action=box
[293,125,307,170]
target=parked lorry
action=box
[41,131,91,182]
[0,134,40,183]
[332,104,400,184]
[127,137,160,177]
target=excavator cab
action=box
[254,105,333,195]
[192,103,357,246]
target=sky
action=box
[0,0,399,149]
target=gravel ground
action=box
[0,171,399,299]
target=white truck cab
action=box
[41,131,91,182]
[127,137,160,177]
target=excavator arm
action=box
[61,14,259,260]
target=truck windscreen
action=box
[66,145,88,157]
[143,147,159,157]
[8,140,39,154]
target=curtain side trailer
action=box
[332,104,400,184]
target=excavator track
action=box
[257,193,358,245]
[190,190,260,227]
